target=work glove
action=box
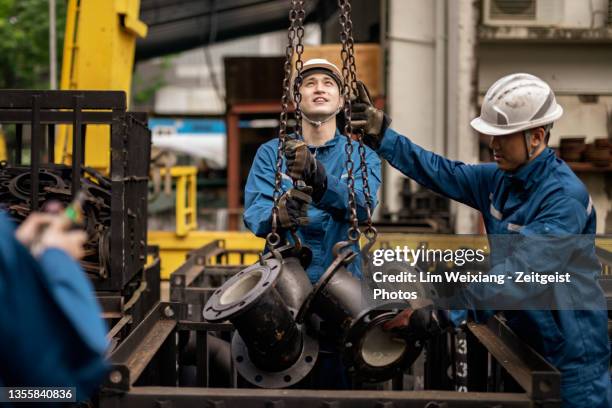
[277,187,312,230]
[284,139,328,202]
[351,81,391,151]
[383,306,449,342]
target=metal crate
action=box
[0,90,150,291]
[99,303,561,407]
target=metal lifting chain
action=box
[292,0,306,142]
[338,0,361,243]
[267,0,306,250]
[341,1,376,241]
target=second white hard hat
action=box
[470,73,563,136]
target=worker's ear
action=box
[338,93,345,111]
[531,127,546,148]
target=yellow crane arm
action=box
[56,0,147,172]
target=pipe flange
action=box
[203,257,282,322]
[231,328,319,388]
[342,310,423,383]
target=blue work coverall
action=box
[377,128,611,407]
[0,212,108,402]
[244,130,382,283]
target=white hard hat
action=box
[471,73,563,136]
[291,58,343,100]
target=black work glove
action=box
[284,139,328,202]
[384,306,449,342]
[277,187,312,230]
[351,81,391,151]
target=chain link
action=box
[343,1,375,236]
[338,0,360,243]
[339,0,375,239]
[267,0,305,250]
[293,0,306,139]
[269,0,375,248]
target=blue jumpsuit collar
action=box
[504,148,554,190]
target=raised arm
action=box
[378,128,495,211]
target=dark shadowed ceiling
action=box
[136,0,329,61]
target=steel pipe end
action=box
[203,257,282,322]
[342,310,423,383]
[231,328,319,388]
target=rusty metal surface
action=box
[107,302,182,390]
[101,386,532,408]
[468,316,561,402]
[124,319,176,383]
[99,304,560,407]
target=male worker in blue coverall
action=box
[0,210,108,403]
[351,73,611,407]
[243,58,381,388]
[244,58,381,283]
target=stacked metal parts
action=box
[0,164,112,278]
[559,136,612,167]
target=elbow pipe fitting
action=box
[298,242,423,383]
[203,245,318,388]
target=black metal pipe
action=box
[180,332,232,387]
[299,244,423,383]
[204,248,318,387]
[204,257,298,369]
[267,244,313,313]
[231,287,302,372]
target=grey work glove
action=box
[284,139,328,202]
[351,81,391,151]
[277,187,312,230]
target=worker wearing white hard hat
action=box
[350,73,610,407]
[470,73,564,169]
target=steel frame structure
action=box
[100,240,562,407]
[99,301,561,407]
[0,90,151,292]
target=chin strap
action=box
[523,130,537,159]
[524,123,553,159]
[301,107,342,128]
